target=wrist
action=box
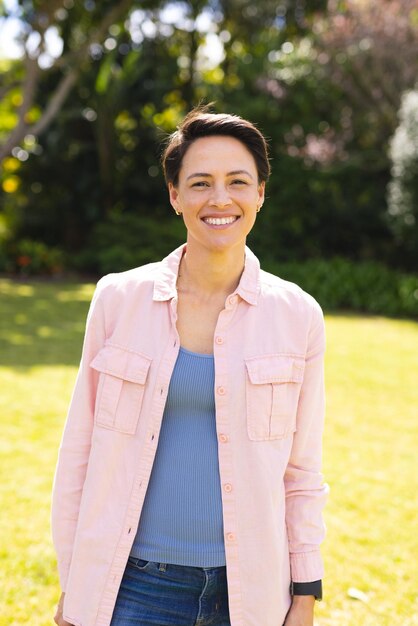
[291,594,316,607]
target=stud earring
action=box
[175,210,181,216]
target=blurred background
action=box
[0,0,418,316]
[0,3,418,625]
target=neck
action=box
[178,239,246,299]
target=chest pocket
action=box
[90,344,152,434]
[245,354,305,441]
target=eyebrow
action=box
[186,169,254,181]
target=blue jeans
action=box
[110,556,231,626]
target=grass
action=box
[0,278,417,626]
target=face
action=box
[169,135,265,254]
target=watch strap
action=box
[290,580,322,601]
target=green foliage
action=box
[61,214,418,318]
[263,257,418,319]
[0,238,65,275]
[72,210,185,274]
[1,0,418,282]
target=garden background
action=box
[0,0,417,624]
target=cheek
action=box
[182,192,206,208]
[241,192,260,207]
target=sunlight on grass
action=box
[0,279,417,625]
[317,315,418,625]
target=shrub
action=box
[71,211,185,275]
[264,257,418,319]
[0,239,65,276]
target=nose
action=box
[209,184,232,208]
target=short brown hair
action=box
[161,104,271,187]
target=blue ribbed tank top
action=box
[130,346,226,567]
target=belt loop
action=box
[158,563,167,571]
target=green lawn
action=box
[0,278,417,626]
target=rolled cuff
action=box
[290,550,324,582]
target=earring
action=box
[175,210,181,216]
[256,203,262,213]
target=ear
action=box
[168,182,181,214]
[257,181,265,207]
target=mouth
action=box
[201,216,240,226]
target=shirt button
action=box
[215,336,224,345]
[224,483,233,493]
[226,532,235,542]
[228,295,237,306]
[217,386,226,395]
[219,434,228,443]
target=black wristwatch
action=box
[290,580,323,601]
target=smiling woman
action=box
[167,134,265,260]
[51,104,328,626]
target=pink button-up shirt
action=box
[51,243,329,626]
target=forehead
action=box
[181,135,257,172]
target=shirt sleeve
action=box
[284,297,329,583]
[50,280,106,591]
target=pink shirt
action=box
[51,243,329,626]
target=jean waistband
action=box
[128,556,227,572]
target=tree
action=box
[1,0,330,265]
[2,0,416,274]
[0,0,149,161]
[313,0,418,157]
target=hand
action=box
[283,595,315,626]
[54,592,74,626]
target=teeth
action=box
[204,216,237,225]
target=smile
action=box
[202,216,239,225]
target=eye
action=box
[231,179,247,185]
[191,181,209,187]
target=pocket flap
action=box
[90,343,152,384]
[245,354,304,385]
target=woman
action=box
[52,106,328,626]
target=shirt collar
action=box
[152,243,260,305]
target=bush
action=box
[2,229,416,318]
[71,211,185,275]
[264,257,418,319]
[0,239,65,276]
[74,223,418,317]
